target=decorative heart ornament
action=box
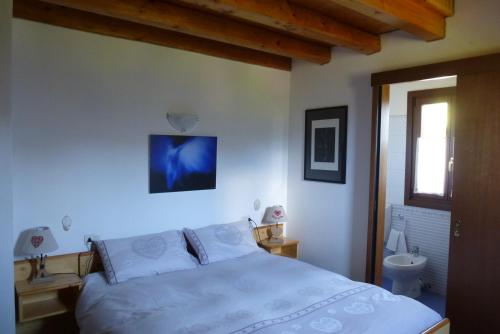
[309,317,342,333]
[131,236,167,259]
[31,236,44,248]
[214,225,243,245]
[272,209,283,219]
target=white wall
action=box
[386,116,406,206]
[386,77,456,205]
[287,0,500,280]
[11,20,290,256]
[0,0,15,332]
[389,77,457,117]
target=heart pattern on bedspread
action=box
[371,291,401,302]
[225,310,254,321]
[309,317,343,333]
[343,302,374,315]
[265,299,293,311]
[298,286,324,296]
[131,236,167,259]
[77,250,443,334]
[234,277,259,292]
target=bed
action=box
[76,251,447,334]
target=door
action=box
[446,71,500,333]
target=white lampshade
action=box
[262,205,288,224]
[22,226,58,255]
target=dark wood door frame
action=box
[365,52,500,285]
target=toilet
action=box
[383,253,427,298]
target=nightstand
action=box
[15,274,82,323]
[258,238,299,259]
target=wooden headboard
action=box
[14,251,103,282]
[14,223,282,281]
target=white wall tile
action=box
[390,204,451,295]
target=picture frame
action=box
[149,134,217,193]
[304,106,347,184]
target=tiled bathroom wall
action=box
[389,204,451,295]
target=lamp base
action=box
[30,269,54,284]
[270,225,283,239]
[29,255,54,284]
[266,237,284,244]
[30,275,55,284]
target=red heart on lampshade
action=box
[31,236,44,248]
[272,210,282,218]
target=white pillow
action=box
[95,230,198,284]
[183,221,263,265]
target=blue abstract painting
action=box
[149,135,217,193]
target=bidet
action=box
[383,253,428,298]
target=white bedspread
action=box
[76,252,441,334]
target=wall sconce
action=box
[166,112,199,133]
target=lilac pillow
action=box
[183,221,262,265]
[95,230,198,284]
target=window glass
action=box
[414,102,448,196]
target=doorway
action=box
[365,53,500,334]
[381,77,457,317]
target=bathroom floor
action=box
[382,278,446,317]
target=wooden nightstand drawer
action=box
[14,252,96,334]
[16,274,82,323]
[257,238,299,259]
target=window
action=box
[405,87,455,211]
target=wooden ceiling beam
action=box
[424,0,454,17]
[13,0,292,71]
[328,0,446,41]
[172,0,381,55]
[39,0,331,64]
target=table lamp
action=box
[22,226,59,284]
[262,205,287,243]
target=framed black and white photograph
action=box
[304,106,347,184]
